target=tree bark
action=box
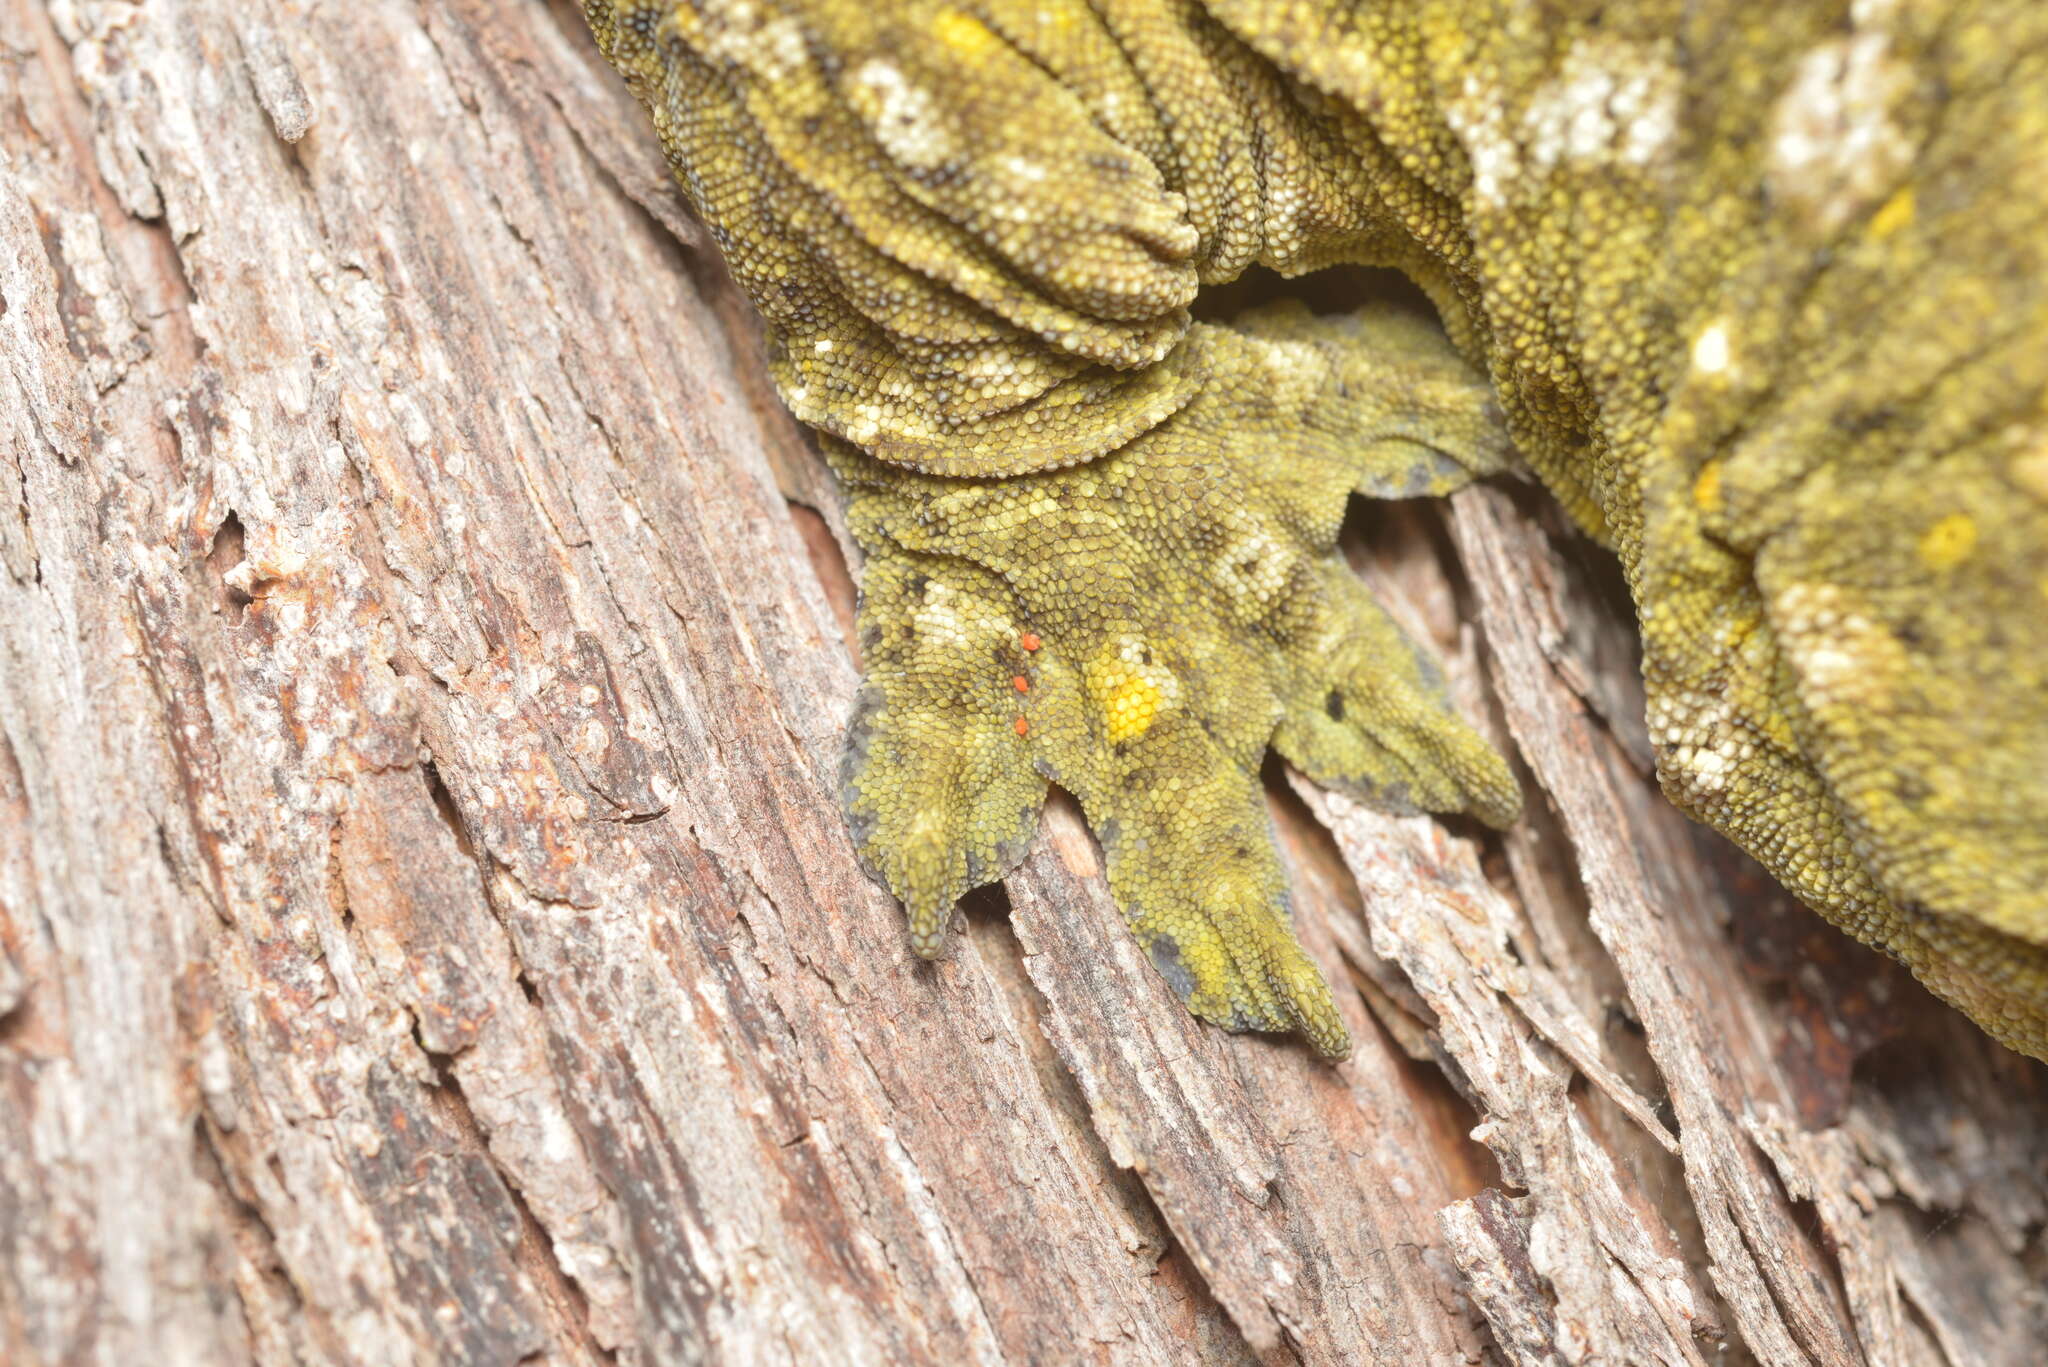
[2,2,2044,1364]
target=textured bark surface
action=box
[3,3,2045,1365]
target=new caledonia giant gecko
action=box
[581,0,2048,1061]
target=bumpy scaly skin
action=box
[835,306,1519,1052]
[585,0,2048,1059]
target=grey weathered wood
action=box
[3,2,2045,1364]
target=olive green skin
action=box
[586,0,2048,1059]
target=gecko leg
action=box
[836,304,1520,1055]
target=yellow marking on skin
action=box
[933,9,999,59]
[1868,186,1915,240]
[1693,459,1724,513]
[583,0,2048,1060]
[1090,659,1167,743]
[1918,512,1978,570]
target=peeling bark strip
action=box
[1,2,2044,1365]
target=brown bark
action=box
[2,2,2043,1364]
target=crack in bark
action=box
[412,1031,621,1366]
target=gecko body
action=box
[586,0,2048,1060]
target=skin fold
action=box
[584,0,2048,1060]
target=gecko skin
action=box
[585,0,2048,1060]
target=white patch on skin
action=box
[1692,323,1732,375]
[1520,39,1682,177]
[1213,525,1295,615]
[1446,73,1523,209]
[847,416,880,444]
[1768,33,1914,236]
[1331,45,1380,97]
[1770,581,1905,713]
[851,60,955,173]
[698,5,809,85]
[910,580,977,654]
[1647,689,1751,797]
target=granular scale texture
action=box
[585,0,2048,1060]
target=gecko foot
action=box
[836,304,1521,1056]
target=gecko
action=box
[582,0,2048,1061]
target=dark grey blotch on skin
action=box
[838,682,887,855]
[1147,935,1199,1004]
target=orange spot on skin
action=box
[1019,632,1041,651]
[1012,675,1030,692]
[1014,717,1030,736]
